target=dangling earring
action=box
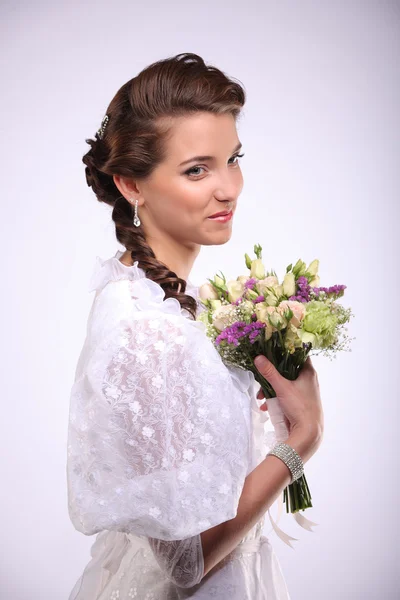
[133,198,141,227]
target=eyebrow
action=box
[178,142,243,167]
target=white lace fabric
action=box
[66,250,290,599]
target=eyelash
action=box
[184,153,245,177]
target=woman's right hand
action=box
[254,355,324,459]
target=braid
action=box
[112,196,198,319]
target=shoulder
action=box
[88,251,202,321]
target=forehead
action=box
[163,112,239,159]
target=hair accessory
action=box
[133,198,141,227]
[266,441,304,483]
[97,114,109,140]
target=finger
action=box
[257,387,265,400]
[260,401,268,411]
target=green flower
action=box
[300,301,338,348]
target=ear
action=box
[113,175,143,205]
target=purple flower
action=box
[215,320,265,346]
[244,278,257,290]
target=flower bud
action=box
[250,259,265,279]
[226,280,245,303]
[209,299,222,311]
[257,276,279,295]
[237,275,250,285]
[199,282,219,301]
[214,274,225,288]
[245,288,259,301]
[307,259,319,277]
[309,275,320,287]
[268,310,286,330]
[282,272,296,297]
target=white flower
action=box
[154,340,165,352]
[119,334,129,347]
[178,470,190,483]
[175,335,185,346]
[198,519,211,529]
[115,487,123,495]
[184,384,194,395]
[202,497,212,509]
[151,374,163,389]
[142,426,155,438]
[149,319,160,329]
[149,506,161,518]
[104,385,120,400]
[128,400,142,414]
[200,433,213,446]
[184,421,194,433]
[197,407,209,418]
[220,407,230,419]
[136,332,146,343]
[212,304,237,331]
[134,349,148,365]
[218,483,230,495]
[183,448,195,462]
[200,470,211,482]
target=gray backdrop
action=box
[1,0,399,598]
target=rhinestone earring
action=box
[133,198,141,227]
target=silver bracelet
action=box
[266,442,304,483]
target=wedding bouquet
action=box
[197,244,354,517]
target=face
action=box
[114,112,244,251]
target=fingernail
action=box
[254,355,267,368]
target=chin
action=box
[202,229,233,247]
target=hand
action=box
[254,355,324,444]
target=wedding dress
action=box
[66,249,291,599]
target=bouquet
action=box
[197,244,354,520]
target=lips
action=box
[209,209,232,218]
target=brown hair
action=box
[82,52,246,319]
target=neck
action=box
[147,235,200,281]
[120,239,201,282]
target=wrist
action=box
[286,428,321,464]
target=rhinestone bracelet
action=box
[266,442,304,483]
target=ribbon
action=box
[264,396,319,548]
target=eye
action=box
[184,153,245,178]
[229,153,245,164]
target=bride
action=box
[66,51,323,599]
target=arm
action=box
[200,429,321,576]
[67,303,254,587]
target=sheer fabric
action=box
[66,250,291,599]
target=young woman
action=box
[66,52,324,600]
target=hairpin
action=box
[97,114,109,140]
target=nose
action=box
[213,170,243,203]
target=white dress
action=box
[66,249,291,599]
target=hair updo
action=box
[82,52,246,320]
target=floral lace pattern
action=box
[67,251,291,599]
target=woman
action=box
[66,52,324,599]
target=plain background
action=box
[1,1,399,598]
